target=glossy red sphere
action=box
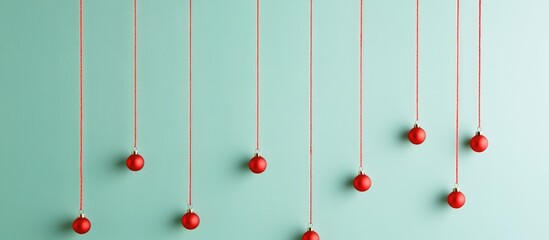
[408,126,426,145]
[470,134,488,152]
[447,190,466,209]
[126,153,144,171]
[249,155,267,174]
[72,216,91,234]
[181,211,200,230]
[302,230,320,240]
[353,173,371,192]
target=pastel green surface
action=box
[1,0,548,239]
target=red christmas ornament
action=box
[470,132,488,153]
[181,210,200,230]
[126,151,144,171]
[353,172,371,192]
[447,188,466,209]
[249,154,267,174]
[408,124,426,145]
[302,228,320,240]
[72,214,91,234]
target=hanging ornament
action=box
[126,150,144,171]
[408,0,426,145]
[447,187,466,209]
[447,0,466,210]
[249,153,267,174]
[73,0,91,234]
[470,0,489,153]
[408,123,426,145]
[181,207,200,230]
[181,0,200,231]
[249,0,267,174]
[127,0,145,171]
[353,0,371,193]
[302,0,319,237]
[72,213,91,234]
[470,131,488,152]
[302,227,320,240]
[353,171,371,192]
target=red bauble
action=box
[181,211,200,230]
[408,125,426,145]
[302,229,320,240]
[353,173,371,192]
[249,154,267,174]
[126,152,144,171]
[470,133,488,153]
[447,188,466,209]
[72,215,91,234]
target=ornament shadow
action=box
[115,152,129,171]
[238,154,251,172]
[172,212,183,227]
[58,218,74,234]
[292,228,304,240]
[399,127,410,143]
[462,138,472,150]
[437,190,449,207]
[345,174,356,191]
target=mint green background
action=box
[1,0,548,239]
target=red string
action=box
[188,0,193,207]
[477,0,482,129]
[256,0,260,151]
[359,0,363,169]
[309,0,313,226]
[133,0,138,149]
[455,0,460,186]
[79,0,84,211]
[415,0,419,122]
[80,0,84,211]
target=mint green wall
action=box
[1,0,548,239]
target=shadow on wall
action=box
[292,227,305,240]
[462,137,472,151]
[116,152,129,170]
[58,217,74,235]
[239,154,250,173]
[344,174,356,191]
[437,189,449,208]
[172,211,183,228]
[400,125,411,144]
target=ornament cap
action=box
[452,187,460,192]
[132,149,138,155]
[187,205,194,213]
[414,122,420,128]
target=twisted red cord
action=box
[79,0,84,212]
[359,0,363,169]
[134,0,138,149]
[455,0,460,186]
[309,0,313,226]
[477,0,482,129]
[415,0,419,122]
[188,0,193,206]
[256,0,260,150]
